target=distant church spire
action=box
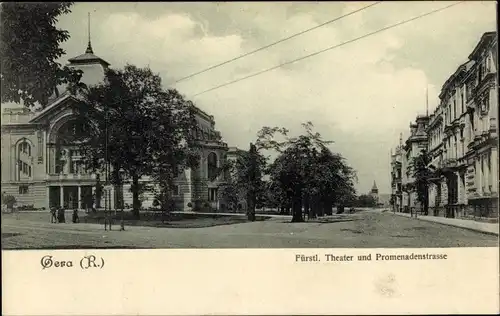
[371,180,378,192]
[85,12,94,54]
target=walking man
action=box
[104,209,112,231]
[72,209,80,223]
[50,206,57,223]
[57,206,66,223]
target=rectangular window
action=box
[208,188,218,202]
[19,185,29,194]
[461,90,465,113]
[172,185,180,196]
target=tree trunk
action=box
[304,194,311,220]
[423,186,429,216]
[132,174,140,219]
[318,196,326,217]
[95,175,102,208]
[291,193,304,223]
[313,195,321,218]
[323,196,333,215]
[247,191,256,221]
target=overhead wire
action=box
[191,1,465,97]
[171,2,382,85]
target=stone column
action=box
[481,154,486,194]
[476,157,482,195]
[46,186,51,209]
[456,171,463,204]
[491,148,498,194]
[484,153,489,194]
[77,186,82,210]
[60,186,64,208]
[92,186,96,209]
[109,187,115,210]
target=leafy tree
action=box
[310,147,356,216]
[0,2,83,108]
[356,194,377,207]
[218,181,239,212]
[228,144,267,221]
[77,64,199,218]
[265,122,356,222]
[1,192,17,211]
[148,89,200,215]
[414,149,432,215]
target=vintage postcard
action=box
[1,1,499,315]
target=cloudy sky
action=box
[12,1,500,194]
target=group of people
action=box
[49,206,124,231]
[50,206,80,224]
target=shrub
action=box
[2,194,16,208]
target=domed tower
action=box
[370,180,379,204]
[66,13,110,87]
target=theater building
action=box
[1,40,229,211]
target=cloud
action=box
[5,1,493,194]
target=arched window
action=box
[54,119,90,175]
[207,152,218,181]
[58,119,89,144]
[17,140,33,180]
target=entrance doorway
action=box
[48,185,94,209]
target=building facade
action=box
[1,42,230,212]
[390,135,403,212]
[401,115,430,213]
[392,31,498,219]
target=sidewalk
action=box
[391,211,499,236]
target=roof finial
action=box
[85,12,94,54]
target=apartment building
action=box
[401,115,429,213]
[390,135,403,213]
[392,31,498,219]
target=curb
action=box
[390,212,499,236]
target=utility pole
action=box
[426,85,429,117]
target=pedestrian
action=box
[50,206,57,223]
[104,210,112,231]
[58,207,65,223]
[72,209,80,223]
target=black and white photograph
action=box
[2,2,499,315]
[1,1,498,251]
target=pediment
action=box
[29,94,81,125]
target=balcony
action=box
[472,72,496,97]
[45,173,97,182]
[193,139,228,149]
[441,158,457,168]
